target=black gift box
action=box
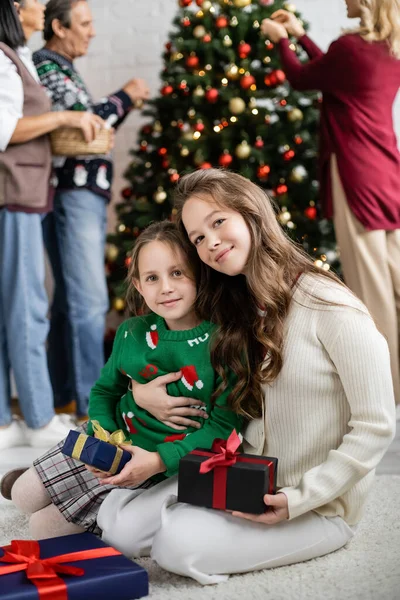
[178,445,278,515]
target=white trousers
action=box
[97,476,355,585]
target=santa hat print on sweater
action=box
[181,365,204,391]
[146,324,159,350]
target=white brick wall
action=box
[32,0,400,230]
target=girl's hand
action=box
[271,9,306,38]
[98,446,166,487]
[85,464,112,478]
[261,18,289,43]
[232,492,289,525]
[131,372,209,430]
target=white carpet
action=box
[1,475,399,600]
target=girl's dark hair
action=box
[43,0,85,42]
[0,0,25,50]
[125,220,200,316]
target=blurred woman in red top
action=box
[262,0,400,407]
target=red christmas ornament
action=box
[240,74,256,90]
[283,149,295,161]
[199,162,212,169]
[255,138,264,148]
[179,0,192,6]
[170,173,180,183]
[186,55,199,68]
[257,164,270,179]
[205,88,219,103]
[125,256,132,268]
[280,99,287,106]
[178,81,187,90]
[271,69,286,85]
[276,184,288,195]
[218,153,233,167]
[161,84,174,96]
[165,42,172,51]
[161,159,170,169]
[194,121,205,132]
[216,16,229,29]
[121,187,132,199]
[305,206,317,220]
[182,16,191,27]
[265,41,274,50]
[238,42,252,59]
[142,125,152,135]
[203,34,212,43]
[158,147,168,156]
[294,135,303,145]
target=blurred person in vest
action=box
[33,0,150,419]
[262,0,400,411]
[0,0,106,449]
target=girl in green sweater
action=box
[10,221,242,540]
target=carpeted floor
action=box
[1,475,399,600]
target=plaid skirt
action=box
[33,424,155,536]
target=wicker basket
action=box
[50,127,112,156]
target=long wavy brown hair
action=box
[125,220,199,316]
[174,169,346,420]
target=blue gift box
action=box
[0,532,148,599]
[62,430,131,475]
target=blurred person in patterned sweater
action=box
[33,0,150,419]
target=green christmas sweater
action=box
[88,314,242,478]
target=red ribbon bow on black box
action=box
[177,430,278,514]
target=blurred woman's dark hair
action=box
[0,0,26,50]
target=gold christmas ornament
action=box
[229,97,246,114]
[223,35,233,47]
[225,63,240,80]
[202,0,212,10]
[287,108,304,122]
[193,25,206,38]
[284,2,297,13]
[235,140,251,159]
[290,165,308,182]
[113,297,125,312]
[153,121,163,132]
[233,0,252,7]
[180,146,190,157]
[106,244,119,261]
[154,187,167,203]
[193,86,205,97]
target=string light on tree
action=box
[109,0,335,315]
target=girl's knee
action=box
[11,467,49,514]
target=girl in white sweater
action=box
[98,168,396,584]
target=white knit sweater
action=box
[243,273,396,525]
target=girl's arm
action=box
[98,372,243,486]
[155,372,243,477]
[87,323,129,434]
[279,310,396,521]
[131,376,208,429]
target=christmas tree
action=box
[106,0,339,313]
